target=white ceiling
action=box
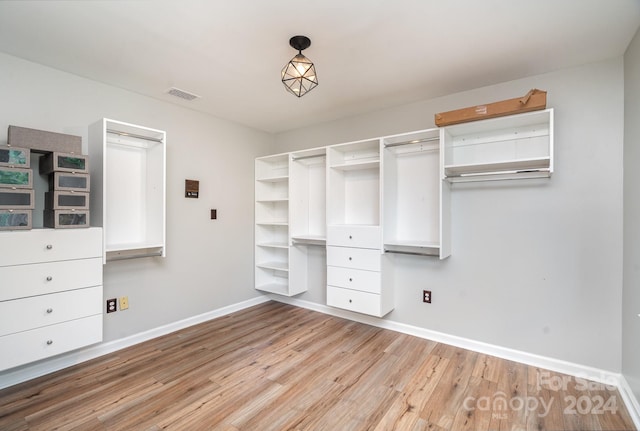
[0,1,638,134]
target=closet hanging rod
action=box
[384,136,439,148]
[291,153,326,161]
[106,251,163,262]
[107,129,164,143]
[384,249,438,257]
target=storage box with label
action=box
[44,210,90,228]
[45,191,90,210]
[40,152,89,175]
[49,172,90,192]
[0,146,30,168]
[0,189,35,210]
[0,167,33,189]
[8,125,82,154]
[0,209,32,230]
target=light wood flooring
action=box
[0,301,635,431]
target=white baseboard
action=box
[619,375,640,430]
[269,294,640,428]
[0,296,270,390]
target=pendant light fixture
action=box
[281,35,318,97]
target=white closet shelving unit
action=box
[255,107,554,317]
[382,128,450,259]
[255,153,293,295]
[89,119,166,263]
[327,139,381,227]
[442,108,553,182]
[326,139,392,317]
[289,147,327,294]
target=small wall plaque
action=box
[185,179,199,198]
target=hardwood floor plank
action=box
[0,301,635,431]
[419,348,479,429]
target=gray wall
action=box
[624,29,640,401]
[0,52,274,345]
[275,58,625,371]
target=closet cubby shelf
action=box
[256,175,288,183]
[329,160,380,171]
[256,261,289,272]
[257,242,289,249]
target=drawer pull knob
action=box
[349,278,353,282]
[46,276,53,281]
[46,340,53,345]
[46,308,53,314]
[46,244,53,250]
[349,299,352,303]
[349,257,352,261]
[349,235,352,239]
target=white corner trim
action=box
[619,375,640,430]
[0,296,270,390]
[269,295,627,392]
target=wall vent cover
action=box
[166,87,200,101]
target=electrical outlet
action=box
[119,296,129,310]
[106,298,117,313]
[423,290,432,303]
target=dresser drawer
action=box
[0,286,102,336]
[327,266,381,294]
[327,225,381,249]
[327,286,382,316]
[327,246,381,271]
[0,314,102,371]
[0,227,102,266]
[0,258,102,301]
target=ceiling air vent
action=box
[166,87,200,101]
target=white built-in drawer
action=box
[327,266,381,294]
[0,227,102,267]
[327,225,381,249]
[0,258,102,301]
[327,246,381,271]
[0,314,103,371]
[0,286,102,337]
[327,286,382,316]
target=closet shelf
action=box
[256,175,288,183]
[255,283,289,295]
[384,241,440,256]
[257,242,289,249]
[256,198,288,203]
[444,157,550,178]
[291,235,326,246]
[256,221,288,226]
[256,261,289,272]
[329,160,380,171]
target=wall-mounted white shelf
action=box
[89,118,166,263]
[383,129,450,259]
[442,108,553,182]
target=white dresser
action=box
[0,227,103,371]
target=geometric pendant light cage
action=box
[281,35,318,97]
